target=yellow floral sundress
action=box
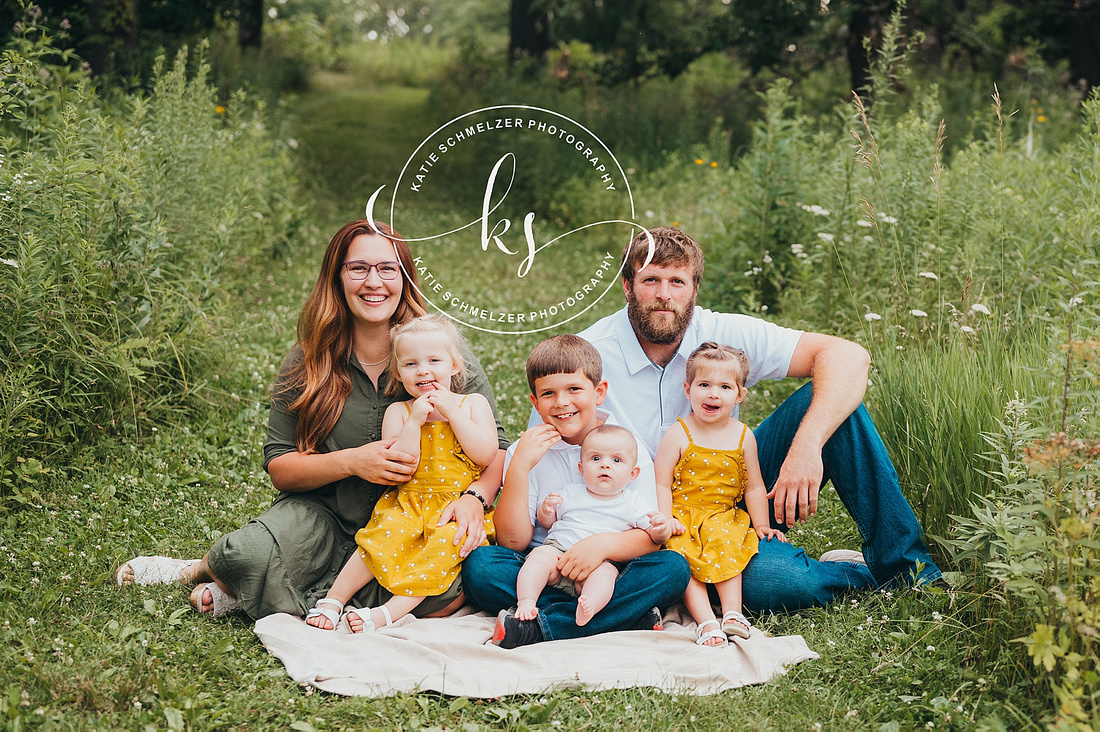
[355,398,494,596]
[665,417,759,583]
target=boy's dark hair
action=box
[620,226,704,288]
[525,334,602,394]
[582,424,638,467]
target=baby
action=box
[513,424,672,626]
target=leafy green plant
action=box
[0,16,303,492]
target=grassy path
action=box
[292,69,436,221]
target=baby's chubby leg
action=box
[514,546,563,620]
[575,561,618,627]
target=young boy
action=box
[462,334,690,648]
[515,424,671,626]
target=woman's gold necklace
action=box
[358,354,388,368]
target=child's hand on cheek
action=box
[410,393,434,423]
[425,388,459,419]
[510,423,561,471]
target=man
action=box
[578,226,942,611]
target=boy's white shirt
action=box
[502,408,658,550]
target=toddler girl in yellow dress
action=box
[305,315,499,632]
[655,342,787,647]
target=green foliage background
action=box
[0,1,1098,729]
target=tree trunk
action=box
[1067,0,1100,89]
[238,0,263,50]
[509,0,551,63]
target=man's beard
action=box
[626,288,694,345]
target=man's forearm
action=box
[791,335,870,452]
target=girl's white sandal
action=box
[341,604,392,634]
[304,598,344,630]
[695,619,728,647]
[721,610,752,639]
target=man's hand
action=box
[767,441,823,527]
[436,493,487,557]
[509,424,561,471]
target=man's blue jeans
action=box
[462,547,689,640]
[741,381,942,612]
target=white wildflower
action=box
[817,232,834,242]
[926,645,935,651]
[918,271,939,280]
[1,258,17,268]
[856,219,873,227]
[970,303,991,315]
[644,210,654,218]
[864,312,882,322]
[960,325,975,334]
[877,212,898,224]
[909,309,928,317]
[762,254,773,264]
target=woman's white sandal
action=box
[305,598,344,630]
[116,556,200,586]
[721,610,752,639]
[695,619,728,647]
[341,604,392,634]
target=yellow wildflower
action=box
[710,161,718,168]
[215,105,227,115]
[695,159,703,165]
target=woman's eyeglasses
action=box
[343,261,401,280]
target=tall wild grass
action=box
[636,9,1099,722]
[0,19,304,496]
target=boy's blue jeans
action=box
[464,380,943,634]
[462,547,690,641]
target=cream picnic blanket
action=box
[254,605,817,697]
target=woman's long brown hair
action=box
[280,220,426,453]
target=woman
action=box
[118,220,507,619]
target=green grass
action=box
[2,31,1089,732]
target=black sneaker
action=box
[491,607,543,649]
[631,606,663,631]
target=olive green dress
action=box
[206,343,507,619]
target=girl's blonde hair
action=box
[385,315,468,396]
[684,341,750,389]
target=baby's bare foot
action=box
[515,600,539,621]
[575,595,596,626]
